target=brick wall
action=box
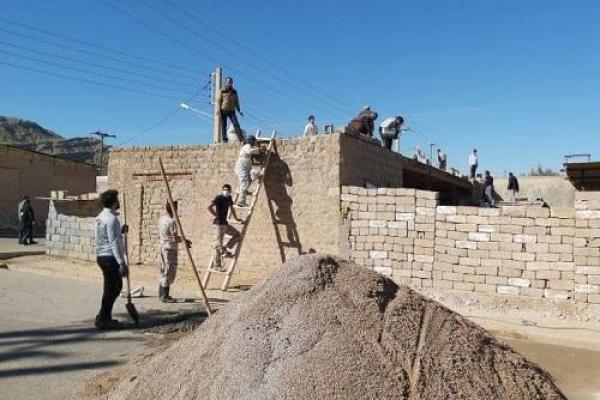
[342,186,600,308]
[0,145,96,235]
[46,199,101,261]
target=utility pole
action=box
[212,67,223,144]
[92,131,116,176]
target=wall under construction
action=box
[341,187,600,308]
[109,133,411,287]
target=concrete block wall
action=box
[574,192,600,304]
[46,199,101,261]
[342,186,600,307]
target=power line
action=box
[0,40,197,92]
[137,0,353,117]
[97,0,344,117]
[0,48,192,96]
[118,92,204,146]
[161,0,357,114]
[0,59,181,100]
[0,27,202,85]
[0,16,207,78]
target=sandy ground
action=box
[1,254,600,399]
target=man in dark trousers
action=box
[94,190,128,330]
[482,170,495,206]
[507,172,520,202]
[217,77,244,143]
[208,184,243,271]
[18,196,36,245]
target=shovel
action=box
[121,196,140,326]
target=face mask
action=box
[222,190,230,197]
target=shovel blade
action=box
[126,301,140,325]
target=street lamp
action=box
[179,102,213,122]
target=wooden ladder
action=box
[202,132,277,291]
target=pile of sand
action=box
[103,254,565,399]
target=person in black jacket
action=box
[18,196,36,245]
[507,172,519,202]
[482,170,495,206]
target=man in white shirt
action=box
[158,201,182,303]
[379,116,404,150]
[235,135,261,207]
[468,149,478,179]
[95,189,128,330]
[303,115,318,137]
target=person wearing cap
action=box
[208,184,243,271]
[217,77,244,143]
[235,135,261,207]
[303,115,318,137]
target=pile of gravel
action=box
[104,254,565,399]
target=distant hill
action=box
[0,116,62,143]
[0,115,107,171]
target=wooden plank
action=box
[158,157,212,316]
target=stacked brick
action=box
[342,185,600,307]
[574,192,600,304]
[341,187,438,286]
[434,204,577,300]
[46,199,100,261]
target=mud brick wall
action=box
[107,133,413,287]
[0,145,96,235]
[46,199,101,261]
[342,186,600,308]
[108,134,346,287]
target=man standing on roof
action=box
[217,77,244,143]
[235,135,261,207]
[469,149,478,179]
[346,107,378,137]
[208,184,243,272]
[507,172,520,202]
[303,115,318,137]
[437,148,447,170]
[379,115,404,150]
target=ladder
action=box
[202,131,277,291]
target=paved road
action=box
[0,238,46,260]
[0,268,210,400]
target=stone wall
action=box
[0,145,96,235]
[342,186,600,307]
[108,134,345,287]
[46,199,101,261]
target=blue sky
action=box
[1,0,599,175]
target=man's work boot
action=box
[161,286,176,303]
[95,317,122,330]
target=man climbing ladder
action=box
[203,132,276,291]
